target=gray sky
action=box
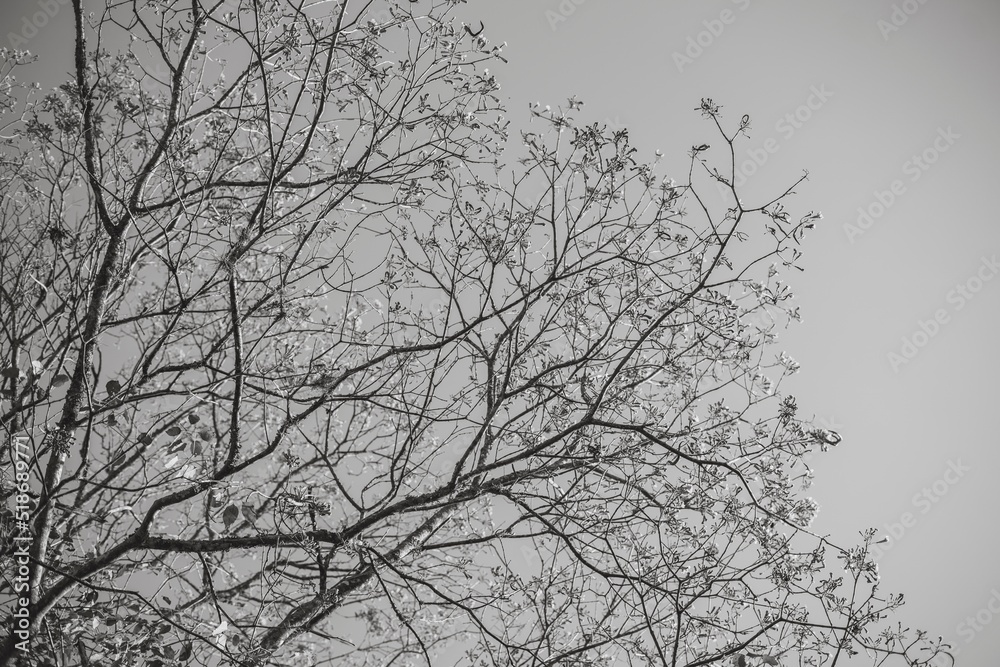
[4,0,998,663]
[460,0,1000,663]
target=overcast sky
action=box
[458,1,1000,663]
[4,0,998,663]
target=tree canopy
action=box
[0,1,950,666]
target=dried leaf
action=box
[222,505,239,528]
[177,642,193,662]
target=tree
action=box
[0,1,950,666]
